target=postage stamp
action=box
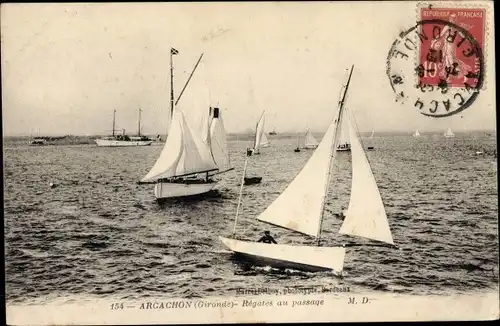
[418,7,485,88]
[386,3,488,118]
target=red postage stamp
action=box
[418,7,485,88]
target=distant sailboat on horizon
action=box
[249,111,268,155]
[219,65,396,274]
[294,133,301,152]
[336,108,351,152]
[444,127,455,138]
[413,129,420,137]
[303,129,319,149]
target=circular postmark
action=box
[386,19,484,118]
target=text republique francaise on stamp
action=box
[386,6,485,118]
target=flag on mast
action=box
[171,48,179,55]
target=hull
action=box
[304,145,318,149]
[219,236,346,274]
[154,181,216,199]
[336,147,351,152]
[444,135,455,138]
[244,177,262,185]
[95,139,153,147]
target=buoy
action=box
[49,182,56,188]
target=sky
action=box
[1,2,496,136]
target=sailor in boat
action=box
[257,231,277,244]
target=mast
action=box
[232,155,250,238]
[316,65,354,246]
[170,52,175,120]
[138,108,142,136]
[112,109,116,137]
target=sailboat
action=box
[413,129,421,137]
[95,109,153,147]
[249,111,268,155]
[294,133,301,152]
[369,130,375,139]
[138,49,233,200]
[336,110,351,152]
[444,127,455,138]
[219,65,396,274]
[303,129,319,149]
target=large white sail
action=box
[256,112,340,237]
[140,110,218,182]
[253,112,266,150]
[338,113,394,245]
[304,129,319,148]
[209,108,232,173]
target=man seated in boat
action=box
[257,231,277,244]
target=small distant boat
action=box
[249,111,268,155]
[244,177,262,185]
[294,133,301,152]
[336,109,351,152]
[303,129,319,149]
[269,129,277,136]
[367,146,375,151]
[28,128,46,146]
[369,130,374,139]
[29,138,46,146]
[413,129,420,137]
[95,109,153,147]
[444,127,455,138]
[220,65,396,274]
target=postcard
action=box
[3,1,498,324]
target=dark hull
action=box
[232,252,333,273]
[244,177,262,185]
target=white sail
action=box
[253,112,266,150]
[338,113,394,245]
[369,130,374,139]
[180,60,213,146]
[140,110,218,182]
[338,113,350,146]
[444,127,455,137]
[413,130,420,137]
[304,130,319,148]
[257,112,340,237]
[260,132,270,147]
[201,107,213,147]
[209,109,232,173]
